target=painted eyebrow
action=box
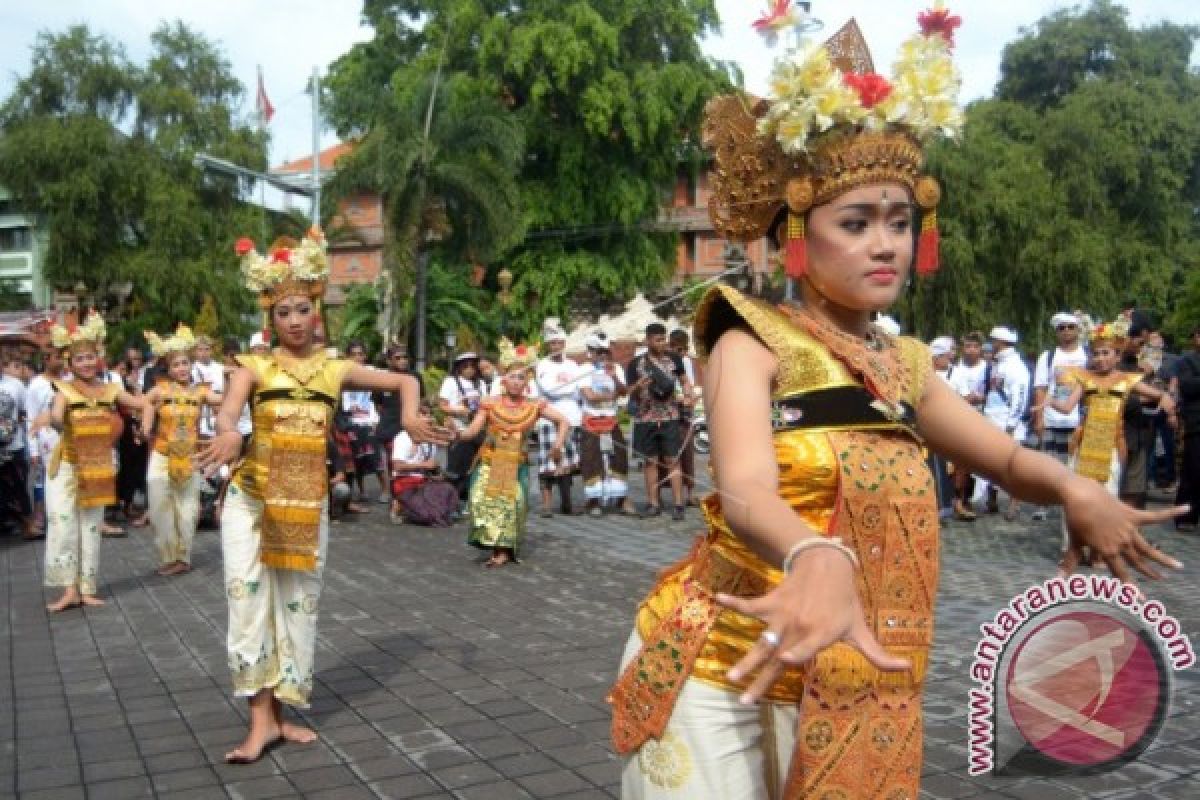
[834,202,916,213]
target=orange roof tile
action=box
[273,141,356,174]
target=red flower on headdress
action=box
[843,72,894,109]
[271,248,292,264]
[234,237,255,256]
[753,0,794,33]
[918,4,962,46]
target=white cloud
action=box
[1,0,1195,168]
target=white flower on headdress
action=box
[753,0,813,47]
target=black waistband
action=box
[252,387,337,409]
[772,386,919,436]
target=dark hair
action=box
[223,336,241,355]
[669,329,690,345]
[1128,311,1154,338]
[645,322,667,337]
[962,331,984,345]
[346,339,367,355]
[1192,324,1200,337]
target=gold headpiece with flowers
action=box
[497,338,538,372]
[1086,315,1131,349]
[235,226,329,344]
[706,1,964,277]
[144,324,197,359]
[51,310,107,353]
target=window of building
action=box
[0,227,32,253]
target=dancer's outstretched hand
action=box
[196,431,243,477]
[1061,477,1185,583]
[716,546,910,704]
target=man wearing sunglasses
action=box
[1030,312,1090,521]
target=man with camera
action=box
[626,322,693,521]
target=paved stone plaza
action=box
[2,484,1198,799]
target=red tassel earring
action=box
[916,208,939,276]
[785,211,807,278]
[914,176,942,276]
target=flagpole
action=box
[311,66,320,226]
[257,65,268,245]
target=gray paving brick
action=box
[86,776,154,800]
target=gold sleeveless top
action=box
[1067,368,1141,483]
[479,398,542,499]
[54,380,120,509]
[154,384,204,483]
[233,351,352,570]
[633,285,932,702]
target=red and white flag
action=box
[255,66,275,126]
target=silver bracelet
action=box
[781,537,860,575]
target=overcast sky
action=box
[1,1,1196,168]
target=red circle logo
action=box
[1005,610,1167,768]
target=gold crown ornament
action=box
[1086,316,1131,350]
[50,310,107,353]
[705,1,964,278]
[497,338,539,372]
[235,227,329,344]
[144,323,197,359]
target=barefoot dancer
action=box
[37,312,144,612]
[461,340,570,567]
[196,229,447,763]
[141,325,223,576]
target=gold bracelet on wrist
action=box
[781,536,860,575]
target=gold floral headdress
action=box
[1086,316,1131,349]
[50,310,107,353]
[706,1,964,278]
[497,338,538,372]
[235,227,329,341]
[144,324,197,359]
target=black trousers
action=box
[1175,433,1200,526]
[446,435,483,501]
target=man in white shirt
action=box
[669,329,702,507]
[191,335,225,438]
[928,337,958,518]
[439,352,485,502]
[579,332,634,516]
[1030,312,1090,520]
[0,355,33,537]
[25,347,64,537]
[930,336,956,385]
[535,320,589,515]
[946,332,988,518]
[979,326,1031,519]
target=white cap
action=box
[989,326,1018,344]
[875,314,901,336]
[453,351,479,364]
[930,336,955,357]
[585,332,610,351]
[542,317,567,342]
[249,332,268,348]
[1050,312,1079,329]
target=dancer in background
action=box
[141,324,223,575]
[34,312,145,611]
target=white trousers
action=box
[618,632,797,800]
[221,484,328,708]
[146,451,200,566]
[43,461,104,596]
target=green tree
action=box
[898,1,1199,348]
[0,22,268,346]
[326,70,525,352]
[325,0,734,340]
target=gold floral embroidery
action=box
[637,732,693,790]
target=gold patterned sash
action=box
[260,401,329,571]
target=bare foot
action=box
[47,592,81,613]
[280,720,317,744]
[81,594,105,607]
[172,562,192,575]
[225,721,282,764]
[156,564,175,576]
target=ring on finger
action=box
[760,630,781,648]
